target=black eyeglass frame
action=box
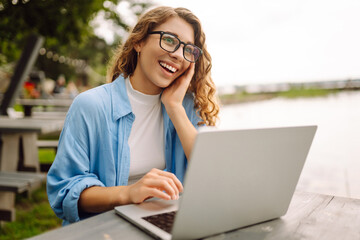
[148,31,203,62]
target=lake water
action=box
[218,91,360,199]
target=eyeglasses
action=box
[148,31,202,62]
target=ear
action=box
[134,41,143,53]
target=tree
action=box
[0,0,151,85]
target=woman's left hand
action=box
[161,63,195,111]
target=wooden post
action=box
[20,133,40,172]
[0,35,44,115]
[0,133,20,221]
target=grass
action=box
[276,87,340,98]
[219,87,341,105]
[0,149,61,240]
[0,185,62,239]
[38,149,56,164]
[12,104,23,112]
[219,91,276,105]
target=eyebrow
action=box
[164,31,194,45]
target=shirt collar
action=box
[111,75,133,121]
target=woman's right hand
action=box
[79,169,183,213]
[126,168,183,204]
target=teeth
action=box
[160,62,177,73]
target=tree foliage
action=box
[0,0,151,84]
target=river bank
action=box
[218,87,356,105]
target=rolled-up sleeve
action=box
[47,93,105,224]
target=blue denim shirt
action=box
[46,75,201,225]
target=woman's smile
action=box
[159,61,178,73]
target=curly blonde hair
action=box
[107,6,219,126]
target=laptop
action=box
[115,125,317,240]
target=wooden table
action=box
[0,117,64,172]
[0,116,64,221]
[29,191,360,240]
[15,98,73,117]
[0,117,64,134]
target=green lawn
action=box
[0,149,61,240]
[38,149,56,164]
[219,87,341,105]
[276,87,340,98]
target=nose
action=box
[169,43,184,61]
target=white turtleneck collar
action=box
[125,77,161,106]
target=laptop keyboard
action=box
[142,211,177,233]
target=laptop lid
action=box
[115,125,317,240]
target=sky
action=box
[95,0,360,87]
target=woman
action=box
[47,6,219,225]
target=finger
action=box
[156,170,183,193]
[184,62,195,80]
[146,188,172,201]
[135,187,171,203]
[177,63,194,87]
[129,183,171,203]
[149,169,183,194]
[163,172,183,193]
[160,176,179,197]
[144,178,178,199]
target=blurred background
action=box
[0,0,152,97]
[0,0,359,238]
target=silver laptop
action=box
[115,125,317,240]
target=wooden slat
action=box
[0,171,46,222]
[16,98,73,107]
[28,192,360,240]
[0,171,46,180]
[0,171,46,193]
[0,117,64,134]
[0,177,29,193]
[37,140,59,148]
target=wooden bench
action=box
[0,171,46,221]
[37,140,59,152]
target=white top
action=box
[126,78,165,184]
